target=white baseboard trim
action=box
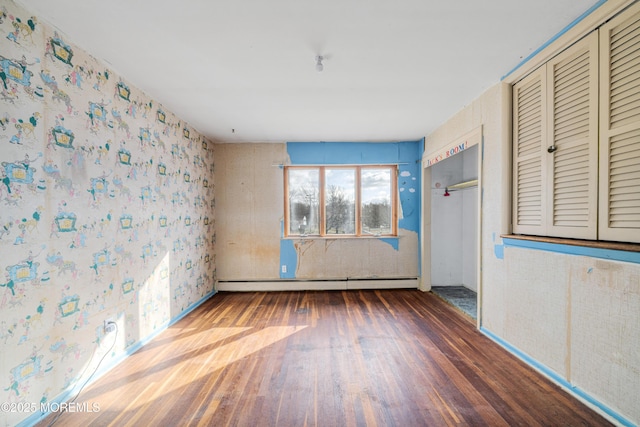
[216,278,418,292]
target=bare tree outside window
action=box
[325,169,355,234]
[325,185,351,233]
[285,165,395,237]
[361,168,392,235]
[288,169,319,235]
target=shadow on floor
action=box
[430,286,477,320]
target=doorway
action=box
[422,128,481,322]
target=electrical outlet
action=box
[281,265,287,273]
[104,318,116,334]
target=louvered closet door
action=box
[546,31,599,239]
[599,2,640,243]
[513,66,547,235]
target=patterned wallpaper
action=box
[0,1,216,424]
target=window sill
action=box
[284,235,398,240]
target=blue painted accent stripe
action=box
[417,137,424,274]
[480,327,635,427]
[501,0,608,80]
[503,237,640,264]
[493,243,504,260]
[280,239,297,279]
[379,237,399,250]
[21,289,218,427]
[287,141,413,165]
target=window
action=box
[285,165,397,237]
[512,3,640,244]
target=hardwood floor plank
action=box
[37,290,612,427]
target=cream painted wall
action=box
[424,79,640,425]
[213,143,286,281]
[214,142,420,283]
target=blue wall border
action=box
[503,237,640,264]
[21,288,218,427]
[480,327,635,427]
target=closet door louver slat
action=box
[513,68,546,233]
[547,32,598,238]
[600,3,640,243]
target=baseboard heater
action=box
[216,277,419,292]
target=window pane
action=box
[288,169,319,235]
[361,168,392,235]
[325,168,356,234]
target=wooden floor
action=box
[40,290,610,426]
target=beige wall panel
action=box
[504,247,569,377]
[295,239,333,277]
[569,258,640,422]
[214,143,287,280]
[397,232,420,275]
[292,232,417,280]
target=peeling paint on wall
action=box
[379,238,400,251]
[492,233,505,260]
[274,141,423,280]
[279,239,297,279]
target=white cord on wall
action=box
[48,322,118,426]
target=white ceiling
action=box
[20,0,598,143]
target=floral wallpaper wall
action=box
[0,1,216,424]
